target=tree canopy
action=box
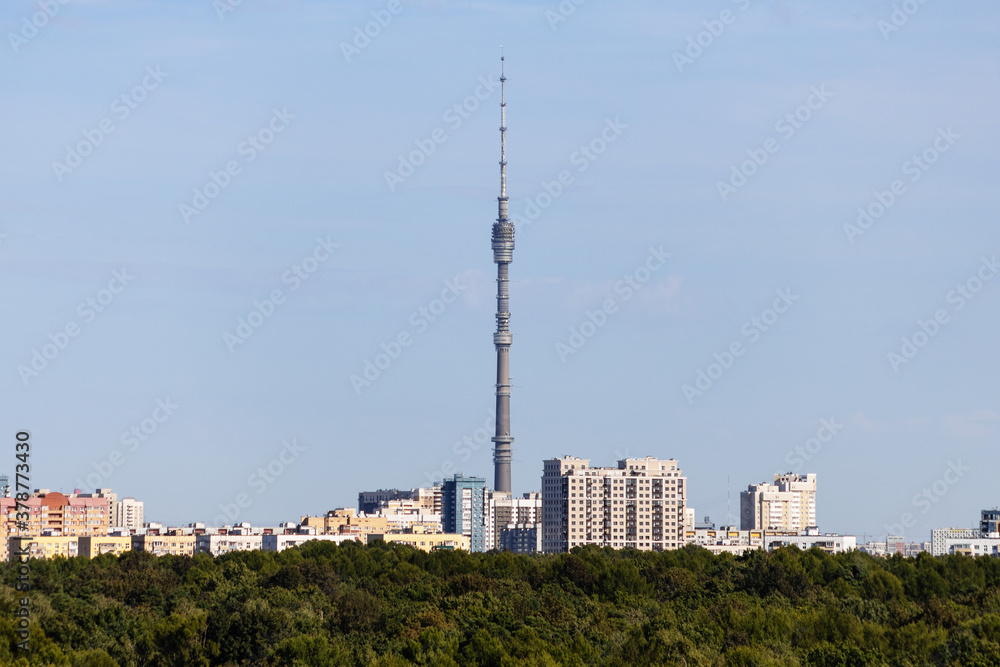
[2,543,1000,666]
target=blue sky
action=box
[1,0,997,542]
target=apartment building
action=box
[300,508,389,539]
[369,527,470,553]
[376,499,442,533]
[740,473,817,532]
[499,524,541,554]
[542,456,687,553]
[931,511,1000,557]
[132,529,197,557]
[7,535,78,560]
[116,498,144,531]
[441,475,486,552]
[79,535,132,558]
[685,527,765,556]
[486,491,542,552]
[195,525,264,556]
[763,531,856,554]
[262,534,361,552]
[0,491,110,561]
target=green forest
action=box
[2,541,1000,666]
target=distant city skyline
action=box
[2,1,998,540]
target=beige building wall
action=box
[79,535,132,558]
[740,473,817,532]
[542,456,687,554]
[7,535,78,561]
[301,509,389,538]
[132,533,196,557]
[371,532,470,552]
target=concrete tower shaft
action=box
[492,52,514,494]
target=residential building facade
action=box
[486,491,542,552]
[132,530,197,557]
[542,456,687,553]
[79,535,132,558]
[116,498,144,531]
[0,491,110,561]
[441,475,486,552]
[740,473,817,532]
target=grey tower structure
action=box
[491,53,514,494]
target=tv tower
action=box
[492,50,514,494]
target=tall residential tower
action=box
[492,53,514,494]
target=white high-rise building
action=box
[542,456,687,554]
[740,473,816,532]
[116,498,144,532]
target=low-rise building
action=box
[79,535,132,558]
[369,527,470,552]
[860,541,887,557]
[301,509,389,539]
[685,527,856,555]
[931,528,981,556]
[195,532,263,556]
[262,534,361,552]
[763,531,856,554]
[377,499,442,533]
[685,527,764,556]
[8,535,78,560]
[132,530,197,557]
[941,539,1000,557]
[358,488,439,515]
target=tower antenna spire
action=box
[491,50,514,494]
[499,46,507,209]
